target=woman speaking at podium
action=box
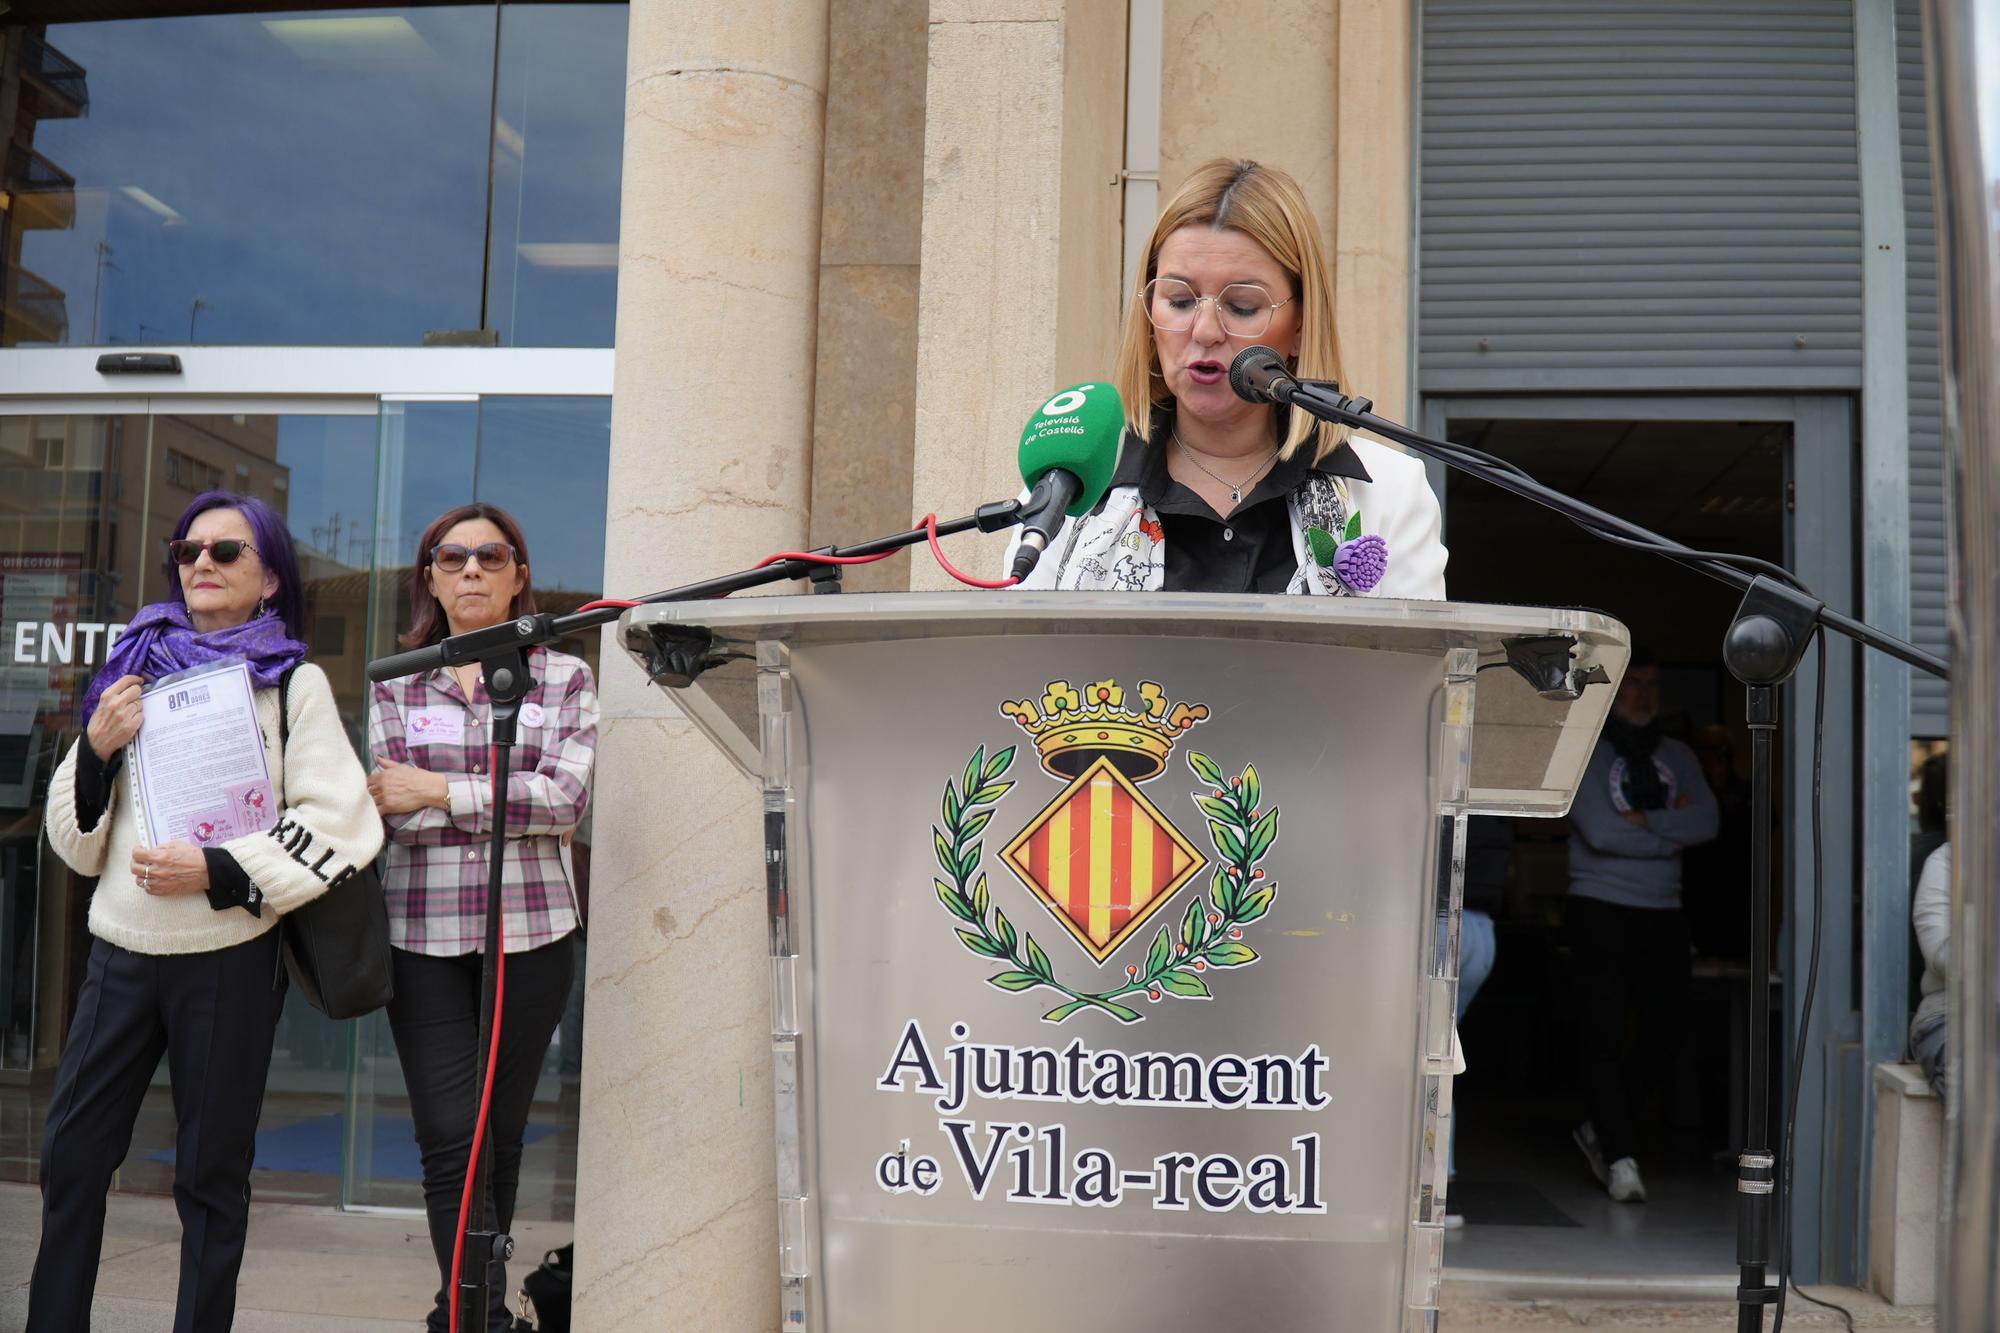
[1015,158,1446,598]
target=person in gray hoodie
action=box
[1566,650,1719,1203]
[1909,842,1950,1097]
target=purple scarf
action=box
[81,601,309,723]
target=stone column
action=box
[907,0,1127,588]
[573,3,829,1328]
[1159,1,1339,224]
[1157,0,1413,417]
[1329,0,1414,419]
[807,0,928,592]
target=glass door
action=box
[0,408,145,1090]
[346,395,609,1214]
[0,394,608,1214]
[0,402,378,1202]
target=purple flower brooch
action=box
[1305,512,1387,593]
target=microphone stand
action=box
[458,648,524,1333]
[366,499,1024,1328]
[1268,372,1946,1330]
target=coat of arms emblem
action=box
[930,678,1282,1023]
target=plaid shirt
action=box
[368,646,598,955]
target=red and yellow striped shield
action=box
[999,755,1207,963]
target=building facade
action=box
[580,0,1944,1320]
[0,0,1946,1318]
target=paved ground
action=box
[0,1181,571,1331]
[0,1181,1932,1330]
[1439,1286,1934,1329]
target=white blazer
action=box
[1009,433,1449,598]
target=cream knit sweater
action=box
[45,663,384,956]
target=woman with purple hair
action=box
[30,490,383,1332]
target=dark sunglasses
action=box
[431,541,518,573]
[167,538,257,566]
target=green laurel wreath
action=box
[933,744,1280,1024]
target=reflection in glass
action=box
[472,396,614,673]
[486,5,629,348]
[0,412,146,1087]
[3,9,496,347]
[365,396,610,669]
[0,5,628,349]
[368,401,479,665]
[346,394,607,1213]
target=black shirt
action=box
[1107,428,1372,593]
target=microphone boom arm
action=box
[366,499,1026,684]
[1276,377,1946,679]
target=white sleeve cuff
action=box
[447,777,483,820]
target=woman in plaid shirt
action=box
[366,502,597,1333]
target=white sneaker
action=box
[1607,1156,1647,1202]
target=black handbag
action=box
[510,1244,572,1332]
[275,668,395,1019]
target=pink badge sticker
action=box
[408,708,466,746]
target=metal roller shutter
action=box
[1419,0,1863,394]
[1898,0,1947,736]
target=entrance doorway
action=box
[0,393,610,1218]
[1425,398,1849,1283]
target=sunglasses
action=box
[431,542,518,573]
[167,538,257,566]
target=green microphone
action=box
[1011,382,1126,580]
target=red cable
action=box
[921,513,1021,589]
[589,517,1022,611]
[448,743,509,1333]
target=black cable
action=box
[1547,519,1810,592]
[1404,431,1811,592]
[1769,632,1855,1333]
[1296,380,1812,596]
[1787,1280,1858,1332]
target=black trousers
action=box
[387,935,575,1333]
[1567,895,1692,1166]
[29,930,287,1333]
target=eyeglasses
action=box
[1142,278,1294,338]
[167,538,257,566]
[431,542,518,573]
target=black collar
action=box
[1108,422,1372,509]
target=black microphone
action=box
[1227,345,1302,406]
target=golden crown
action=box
[1000,679,1209,781]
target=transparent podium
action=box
[620,592,1627,1332]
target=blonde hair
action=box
[1113,158,1347,461]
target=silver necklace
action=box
[1172,430,1280,505]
